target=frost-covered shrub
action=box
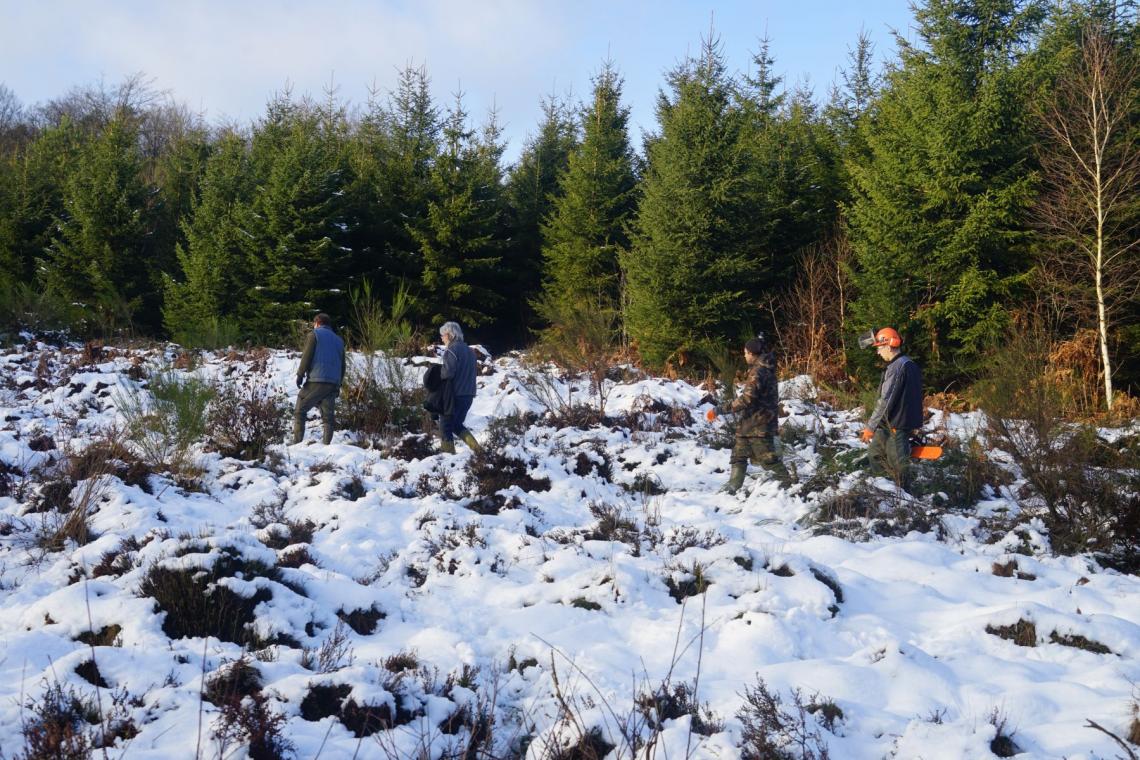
[117,370,214,472]
[338,354,425,447]
[137,547,284,647]
[16,679,100,760]
[736,677,835,760]
[635,680,723,736]
[205,374,288,461]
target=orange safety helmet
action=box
[873,327,902,348]
[858,327,902,349]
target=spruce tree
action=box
[43,111,149,333]
[410,95,507,327]
[502,93,578,341]
[242,95,352,337]
[624,35,764,367]
[537,62,638,340]
[162,133,254,343]
[844,0,1046,382]
[384,64,442,289]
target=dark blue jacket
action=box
[297,326,346,386]
[868,354,923,431]
[441,339,477,398]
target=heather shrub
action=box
[206,374,288,461]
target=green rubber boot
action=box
[719,463,747,494]
[439,433,456,454]
[459,430,484,455]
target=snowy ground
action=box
[0,341,1137,759]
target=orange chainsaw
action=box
[910,431,943,460]
[863,428,943,460]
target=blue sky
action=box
[0,1,917,161]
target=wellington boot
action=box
[439,435,456,455]
[719,464,747,494]
[459,430,484,455]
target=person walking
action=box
[438,321,483,455]
[859,326,924,485]
[293,313,346,445]
[707,336,791,493]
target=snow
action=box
[0,341,1137,758]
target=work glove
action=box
[860,428,874,443]
[296,376,304,389]
[705,407,718,422]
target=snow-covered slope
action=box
[0,342,1136,759]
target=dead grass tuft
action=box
[986,619,1038,647]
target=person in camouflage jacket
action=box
[711,336,791,493]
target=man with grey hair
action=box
[438,321,482,454]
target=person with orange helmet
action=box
[858,326,923,484]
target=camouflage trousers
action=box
[730,434,791,485]
[868,427,912,486]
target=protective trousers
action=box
[868,427,911,485]
[294,381,338,445]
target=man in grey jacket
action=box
[293,313,346,445]
[860,326,923,485]
[438,321,482,455]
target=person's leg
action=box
[439,414,457,454]
[721,438,749,493]
[867,428,890,477]
[293,384,318,444]
[886,428,912,487]
[318,386,338,444]
[450,396,482,453]
[753,434,792,486]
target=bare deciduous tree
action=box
[1035,26,1140,411]
[773,229,852,384]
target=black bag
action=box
[422,363,445,417]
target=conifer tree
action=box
[411,94,507,327]
[624,35,764,367]
[242,94,352,336]
[162,133,254,343]
[537,62,637,341]
[503,93,577,339]
[383,64,442,288]
[43,111,149,332]
[1,119,80,295]
[742,69,843,292]
[844,0,1046,381]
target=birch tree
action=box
[1036,26,1140,410]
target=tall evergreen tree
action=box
[139,117,211,330]
[411,94,507,327]
[624,35,765,367]
[826,29,880,168]
[537,63,638,336]
[162,133,254,341]
[43,111,149,332]
[384,64,442,289]
[243,95,352,336]
[844,0,1046,382]
[502,93,578,341]
[742,60,844,293]
[0,120,79,288]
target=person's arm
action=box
[441,346,457,380]
[340,344,347,384]
[726,367,760,414]
[867,361,904,431]
[296,332,316,385]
